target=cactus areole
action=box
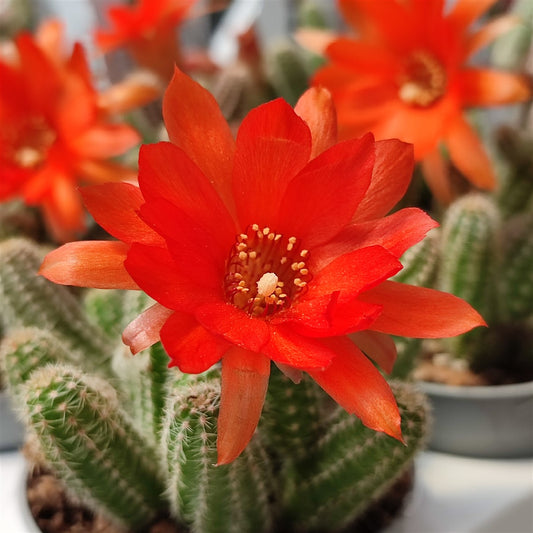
[40,67,485,464]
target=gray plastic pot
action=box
[419,380,533,458]
[0,389,25,451]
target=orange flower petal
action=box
[349,330,397,374]
[446,0,499,31]
[76,159,138,184]
[232,98,311,228]
[35,19,63,62]
[41,172,85,243]
[359,281,487,338]
[125,243,219,310]
[308,336,402,442]
[339,0,411,44]
[40,241,138,289]
[353,139,414,221]
[464,14,521,58]
[420,148,454,205]
[458,68,532,106]
[325,38,397,78]
[162,67,235,206]
[97,70,162,114]
[263,325,336,369]
[196,302,270,353]
[159,311,229,373]
[277,133,375,248]
[444,114,496,190]
[122,303,174,354]
[81,182,165,246]
[293,28,337,56]
[312,208,437,271]
[217,348,270,465]
[138,142,236,250]
[72,124,140,159]
[294,87,337,159]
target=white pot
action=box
[420,380,533,458]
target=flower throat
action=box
[398,50,447,107]
[224,224,312,317]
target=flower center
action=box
[398,50,447,107]
[224,224,312,317]
[11,118,56,169]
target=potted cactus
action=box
[396,129,533,458]
[0,237,429,533]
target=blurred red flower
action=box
[306,0,532,202]
[0,20,158,242]
[95,0,199,81]
[41,68,485,463]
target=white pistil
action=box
[257,272,279,297]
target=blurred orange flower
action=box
[95,0,199,81]
[307,0,532,202]
[0,20,158,242]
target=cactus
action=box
[401,185,533,381]
[264,40,312,107]
[281,382,428,532]
[162,373,278,533]
[23,364,167,531]
[390,229,440,379]
[1,237,429,533]
[0,238,113,377]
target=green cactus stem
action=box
[265,40,311,106]
[112,341,172,442]
[162,373,277,533]
[260,366,329,456]
[282,381,428,532]
[22,364,167,531]
[393,228,440,287]
[438,193,500,359]
[297,0,329,29]
[83,288,127,340]
[500,212,533,321]
[496,127,533,218]
[0,327,73,399]
[0,238,112,376]
[390,228,440,378]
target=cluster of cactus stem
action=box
[1,236,429,533]
[394,129,533,381]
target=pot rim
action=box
[418,379,533,399]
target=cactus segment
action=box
[0,238,112,376]
[23,364,167,531]
[282,382,428,532]
[162,375,277,533]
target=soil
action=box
[412,339,533,387]
[26,466,414,533]
[26,466,180,533]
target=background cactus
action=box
[0,236,430,533]
[399,141,533,383]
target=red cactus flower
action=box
[40,68,485,464]
[304,0,532,203]
[0,20,158,242]
[95,0,200,81]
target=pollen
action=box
[224,224,312,317]
[398,50,447,107]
